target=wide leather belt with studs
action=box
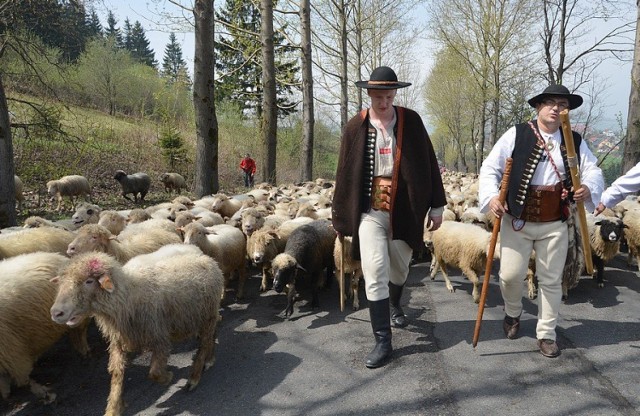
[521,183,562,222]
[371,176,392,211]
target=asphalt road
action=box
[2,253,640,416]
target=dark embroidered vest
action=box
[507,121,582,218]
[361,108,399,211]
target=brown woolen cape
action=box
[331,106,447,260]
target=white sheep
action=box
[182,222,248,301]
[98,210,128,235]
[14,175,24,211]
[174,211,224,229]
[113,170,151,203]
[0,227,76,260]
[333,235,363,311]
[119,218,181,239]
[127,208,152,223]
[429,221,494,303]
[159,172,187,194]
[66,223,182,263]
[246,227,285,292]
[210,193,243,219]
[46,175,91,211]
[0,252,89,403]
[70,203,101,229]
[23,216,74,230]
[586,213,626,288]
[50,247,223,416]
[623,209,640,267]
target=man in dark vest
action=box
[479,85,604,357]
[332,66,447,368]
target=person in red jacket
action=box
[240,153,256,187]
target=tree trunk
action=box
[260,0,277,184]
[0,75,17,227]
[300,0,315,182]
[339,0,349,129]
[623,2,640,174]
[192,0,218,197]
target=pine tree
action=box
[123,18,133,51]
[128,21,156,68]
[105,11,123,48]
[86,9,103,39]
[214,0,299,118]
[162,33,191,85]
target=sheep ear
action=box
[296,264,307,273]
[50,276,60,284]
[594,221,602,226]
[99,275,114,292]
[109,235,118,241]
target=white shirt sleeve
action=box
[478,126,516,213]
[600,161,640,208]
[577,140,604,212]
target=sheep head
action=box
[594,219,628,242]
[51,252,117,327]
[271,253,306,293]
[67,224,114,256]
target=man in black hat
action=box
[332,66,447,368]
[478,84,604,357]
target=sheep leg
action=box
[593,256,605,288]
[284,284,297,318]
[106,342,128,416]
[148,348,173,385]
[187,314,218,391]
[236,265,248,299]
[260,266,271,292]
[311,272,321,308]
[69,319,91,357]
[0,374,10,400]
[432,255,455,293]
[352,269,362,311]
[526,268,538,300]
[460,265,480,303]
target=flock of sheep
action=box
[1,170,639,415]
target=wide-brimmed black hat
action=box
[527,84,583,110]
[355,66,411,90]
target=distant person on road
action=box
[594,161,640,215]
[479,84,603,358]
[332,66,447,369]
[240,153,256,187]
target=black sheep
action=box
[271,219,336,318]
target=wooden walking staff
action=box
[472,157,513,348]
[338,234,346,312]
[559,109,594,275]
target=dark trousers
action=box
[243,171,254,187]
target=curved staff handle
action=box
[559,109,594,275]
[472,157,513,348]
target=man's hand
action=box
[427,215,443,231]
[594,202,606,216]
[572,185,591,203]
[489,196,507,218]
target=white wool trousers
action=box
[358,209,413,302]
[499,214,568,341]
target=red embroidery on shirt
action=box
[379,148,391,154]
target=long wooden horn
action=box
[338,234,346,312]
[473,157,513,348]
[559,109,594,275]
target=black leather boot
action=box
[365,298,392,369]
[389,282,408,328]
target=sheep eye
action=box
[85,278,95,285]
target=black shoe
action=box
[389,283,408,328]
[365,298,392,369]
[503,315,520,339]
[537,339,560,358]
